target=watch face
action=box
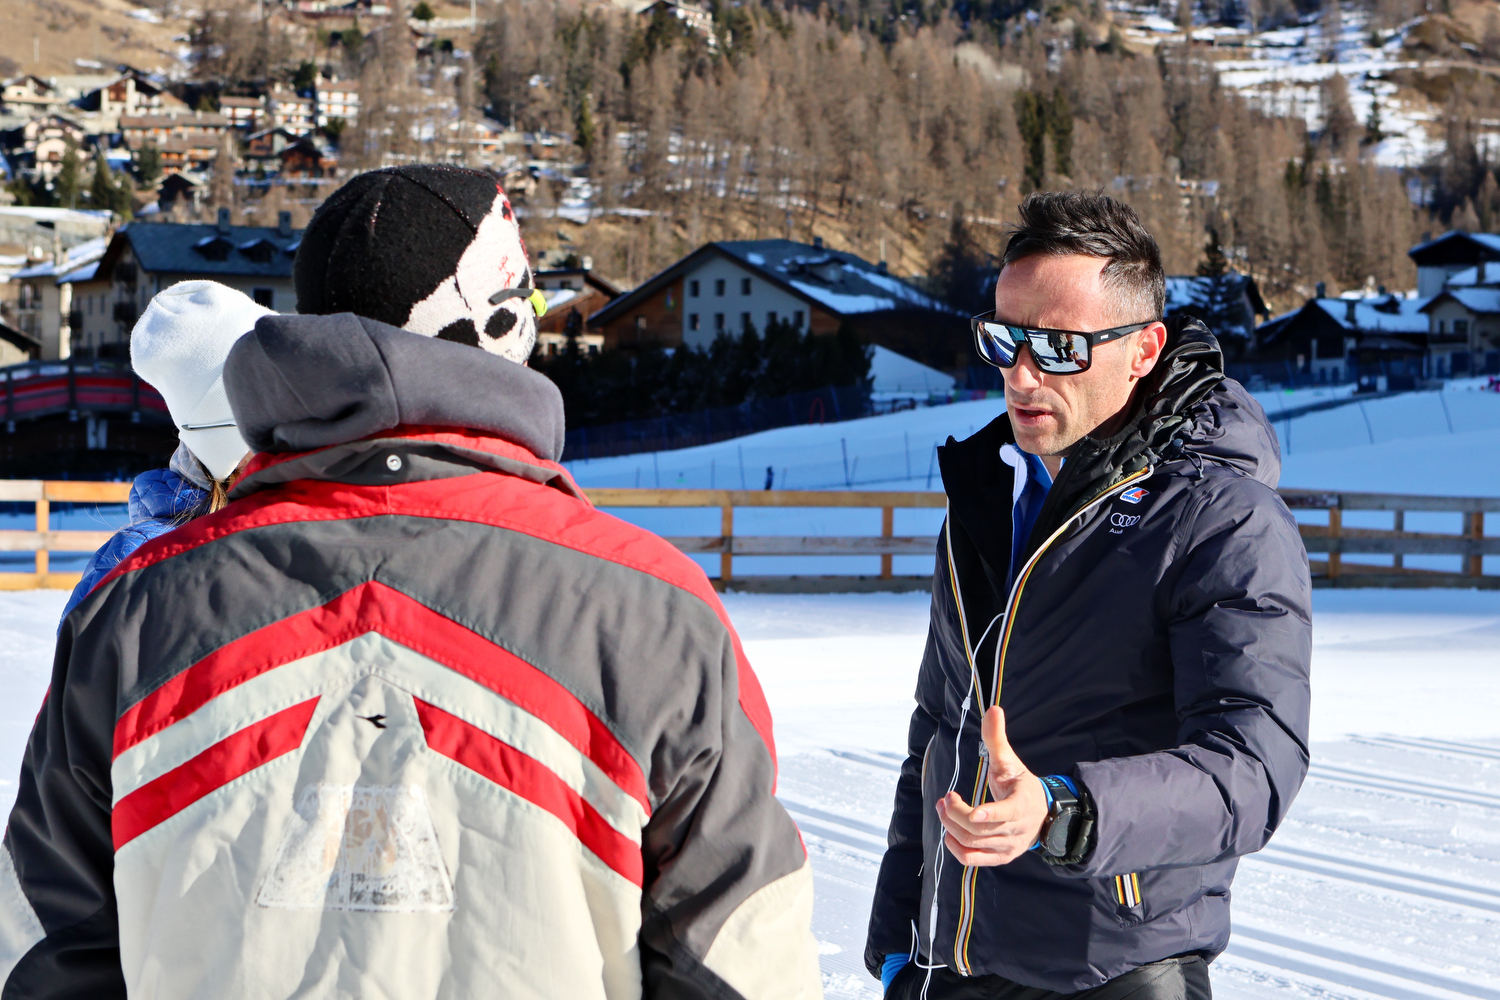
[1044,810,1076,856]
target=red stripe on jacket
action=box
[112,580,651,814]
[415,699,644,887]
[101,429,777,772]
[112,698,318,849]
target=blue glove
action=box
[881,952,910,992]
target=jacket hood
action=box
[128,468,206,522]
[224,312,565,462]
[1105,314,1280,490]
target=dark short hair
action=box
[1001,191,1165,323]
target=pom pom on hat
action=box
[131,280,275,481]
[295,164,538,363]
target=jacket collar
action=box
[224,313,577,499]
[225,312,566,463]
[940,315,1228,579]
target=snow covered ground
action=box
[732,588,1500,1000]
[2,587,1497,999]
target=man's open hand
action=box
[936,707,1049,866]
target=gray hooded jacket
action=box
[865,318,1312,990]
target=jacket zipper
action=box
[949,467,1153,976]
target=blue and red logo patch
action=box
[1119,487,1150,505]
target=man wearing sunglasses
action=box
[867,192,1311,1000]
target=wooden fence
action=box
[1,483,1496,591]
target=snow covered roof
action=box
[1420,288,1500,316]
[1407,230,1500,266]
[0,207,112,225]
[868,345,956,394]
[1443,264,1500,288]
[1310,294,1431,333]
[9,236,109,283]
[591,239,958,328]
[718,241,956,316]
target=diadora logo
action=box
[1110,513,1140,528]
[1119,487,1149,505]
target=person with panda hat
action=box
[1,165,821,1000]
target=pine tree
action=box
[136,144,162,189]
[1197,227,1230,276]
[54,145,81,209]
[1363,97,1385,146]
[90,148,115,211]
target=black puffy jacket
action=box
[865,319,1313,991]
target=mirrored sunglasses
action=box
[970,312,1154,375]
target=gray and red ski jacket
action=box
[0,313,822,1000]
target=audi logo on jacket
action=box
[0,314,821,1000]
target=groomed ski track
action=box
[781,739,1500,1000]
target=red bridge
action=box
[1,360,177,479]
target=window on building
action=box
[689,314,700,331]
[635,316,646,333]
[1438,320,1446,333]
[741,312,752,331]
[793,310,804,329]
[252,288,274,308]
[714,279,725,296]
[741,278,752,295]
[1454,319,1470,336]
[690,280,700,297]
[767,311,777,327]
[714,313,725,331]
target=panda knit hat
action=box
[131,280,276,481]
[295,164,540,363]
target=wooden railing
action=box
[1,483,1495,591]
[588,489,947,585]
[1282,489,1500,589]
[0,481,126,590]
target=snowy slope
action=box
[1,588,1496,999]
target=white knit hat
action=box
[131,280,275,481]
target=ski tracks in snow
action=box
[780,739,1500,1000]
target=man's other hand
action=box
[936,707,1049,866]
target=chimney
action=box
[217,207,231,233]
[1315,281,1326,299]
[1345,299,1356,324]
[278,210,292,236]
[877,260,888,274]
[812,236,823,250]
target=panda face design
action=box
[403,188,537,364]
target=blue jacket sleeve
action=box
[1066,478,1312,876]
[58,525,162,628]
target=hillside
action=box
[0,0,190,78]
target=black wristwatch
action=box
[1036,775,1096,866]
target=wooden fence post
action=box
[1469,511,1485,577]
[720,503,733,583]
[880,506,894,580]
[1327,506,1341,580]
[35,497,48,578]
[1392,509,1404,570]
